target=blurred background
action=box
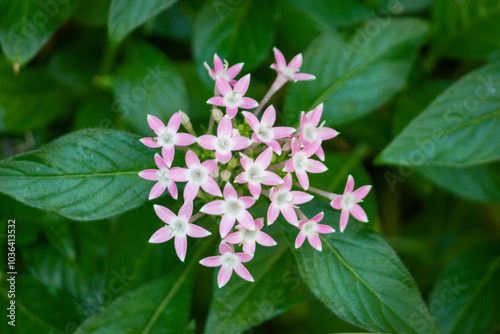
[0,0,500,333]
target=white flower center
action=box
[225,199,244,217]
[189,167,206,186]
[280,67,298,81]
[156,169,172,186]
[216,135,231,152]
[221,252,239,269]
[242,228,258,243]
[169,218,188,236]
[274,190,292,208]
[302,124,317,143]
[246,164,265,183]
[256,125,273,141]
[301,220,317,236]
[293,152,308,171]
[341,193,359,211]
[224,91,242,107]
[158,130,175,146]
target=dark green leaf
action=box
[114,40,189,135]
[73,0,112,27]
[284,18,429,126]
[429,242,500,334]
[285,200,440,334]
[0,0,77,65]
[108,0,177,45]
[0,128,155,221]
[378,63,500,167]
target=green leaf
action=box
[0,62,73,132]
[285,200,440,334]
[365,0,433,14]
[193,0,278,86]
[114,40,189,135]
[108,0,177,45]
[75,269,192,334]
[378,63,500,167]
[73,0,112,27]
[284,18,429,126]
[0,128,155,221]
[204,242,310,334]
[0,0,77,65]
[429,242,500,334]
[432,0,500,59]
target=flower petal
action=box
[201,177,222,197]
[200,200,226,215]
[272,126,295,138]
[242,111,260,131]
[216,150,232,163]
[226,62,244,79]
[218,266,233,288]
[161,146,175,167]
[149,226,174,243]
[226,106,238,117]
[174,235,187,262]
[223,182,238,199]
[302,141,321,158]
[149,182,167,200]
[175,133,197,146]
[147,114,166,135]
[307,234,322,251]
[317,224,335,234]
[185,151,201,168]
[234,263,254,282]
[340,208,350,232]
[219,242,234,254]
[167,182,178,200]
[295,170,310,190]
[236,252,253,263]
[201,159,218,174]
[183,182,199,203]
[289,53,302,70]
[213,53,223,72]
[309,104,323,127]
[317,127,339,141]
[197,135,218,150]
[273,47,287,68]
[239,97,258,109]
[154,153,169,170]
[154,204,176,224]
[224,231,244,244]
[187,223,211,238]
[256,232,277,247]
[267,203,280,225]
[216,77,232,96]
[281,174,293,192]
[234,172,248,184]
[167,167,188,182]
[167,112,181,133]
[294,73,316,81]
[218,115,233,137]
[281,206,298,226]
[345,175,355,194]
[262,171,283,186]
[256,147,274,168]
[295,231,306,248]
[231,136,252,151]
[234,74,250,94]
[140,137,161,148]
[242,242,256,254]
[237,210,255,230]
[352,185,372,201]
[248,181,262,198]
[240,196,256,209]
[350,203,368,222]
[261,105,276,127]
[220,215,236,238]
[178,202,193,222]
[139,169,159,181]
[200,255,222,267]
[306,160,328,174]
[310,212,325,223]
[207,96,226,107]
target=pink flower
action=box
[198,115,252,163]
[204,53,244,86]
[207,74,258,117]
[331,175,372,232]
[149,203,211,262]
[234,147,283,198]
[283,138,327,190]
[199,242,254,288]
[200,183,256,238]
[271,47,316,83]
[242,105,295,155]
[224,218,277,254]
[168,151,222,202]
[140,113,197,167]
[138,153,178,200]
[268,174,314,226]
[299,104,339,161]
[295,212,335,251]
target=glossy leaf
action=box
[284,18,429,126]
[108,0,177,45]
[429,242,500,334]
[378,63,500,167]
[114,40,189,135]
[285,201,440,334]
[0,128,155,221]
[0,0,77,65]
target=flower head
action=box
[168,151,222,202]
[271,47,316,83]
[242,105,295,155]
[331,175,372,232]
[207,74,258,117]
[200,183,256,237]
[149,203,211,262]
[199,242,254,288]
[224,218,277,254]
[140,113,197,166]
[198,115,251,163]
[204,53,244,86]
[138,153,178,200]
[268,174,314,226]
[295,212,335,251]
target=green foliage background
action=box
[0,0,500,333]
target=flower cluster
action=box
[139,49,372,288]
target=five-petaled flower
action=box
[271,47,316,83]
[331,175,372,232]
[207,74,258,117]
[138,153,178,200]
[295,212,335,251]
[235,147,283,198]
[224,218,277,254]
[199,242,254,288]
[149,203,211,262]
[204,53,244,86]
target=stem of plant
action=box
[253,76,287,116]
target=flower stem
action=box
[207,114,215,134]
[267,160,287,171]
[294,207,308,221]
[243,142,259,155]
[253,76,287,116]
[301,184,337,201]
[189,212,205,223]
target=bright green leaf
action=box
[0,128,155,221]
[284,18,429,126]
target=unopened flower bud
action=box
[209,166,219,178]
[212,108,223,122]
[220,170,231,182]
[232,128,240,137]
[179,110,192,128]
[282,141,292,152]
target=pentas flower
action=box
[199,242,253,288]
[234,147,283,198]
[295,212,335,251]
[283,138,328,190]
[200,183,256,237]
[169,151,222,202]
[331,175,372,232]
[271,47,316,83]
[207,74,258,117]
[268,174,314,226]
[298,104,339,161]
[242,105,295,155]
[138,153,178,200]
[198,115,251,163]
[224,218,277,254]
[149,203,211,262]
[204,53,244,86]
[140,113,197,167]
